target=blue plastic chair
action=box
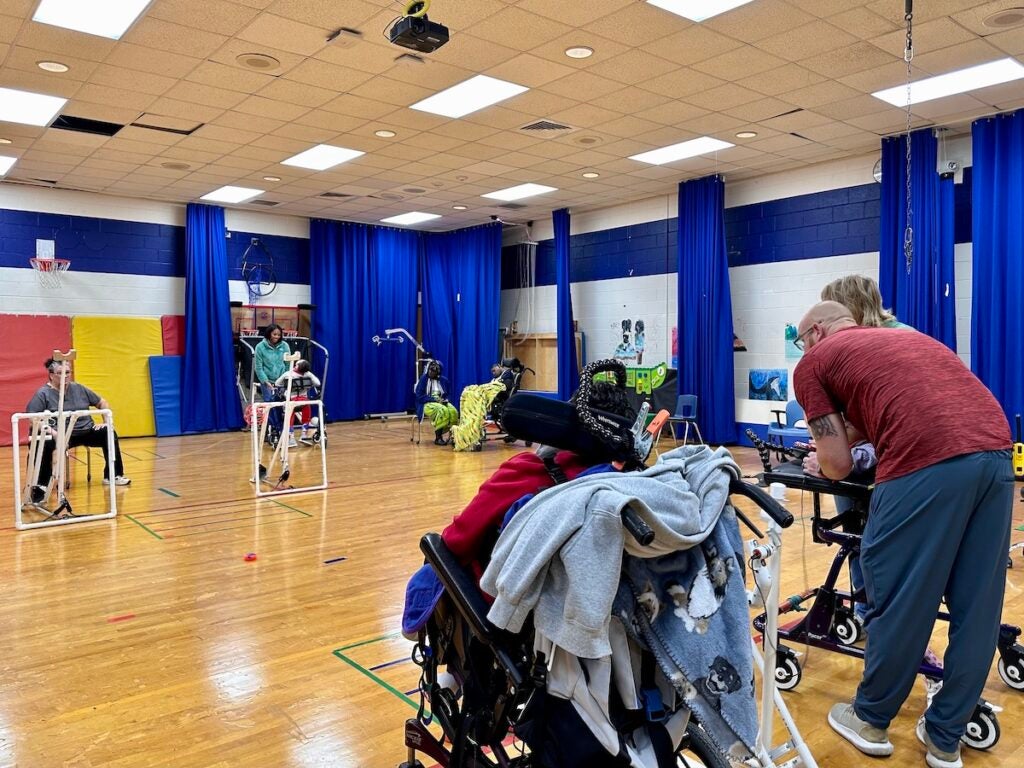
[657,394,704,449]
[767,400,810,447]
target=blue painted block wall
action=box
[0,209,310,285]
[501,176,974,290]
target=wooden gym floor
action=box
[0,422,1021,768]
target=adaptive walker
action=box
[11,349,118,530]
[747,432,1024,751]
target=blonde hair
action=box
[820,275,896,327]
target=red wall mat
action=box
[0,314,72,446]
[161,315,185,356]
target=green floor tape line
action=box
[269,499,313,518]
[158,488,180,498]
[125,514,163,540]
[333,634,423,712]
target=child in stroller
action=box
[400,361,808,768]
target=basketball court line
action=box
[333,634,421,712]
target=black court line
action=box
[157,487,180,497]
[161,514,309,538]
[134,507,264,526]
[138,448,166,459]
[368,657,410,672]
[152,507,304,533]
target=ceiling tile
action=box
[528,31,630,70]
[588,87,670,115]
[292,110,368,135]
[267,0,381,28]
[584,49,679,86]
[123,16,228,59]
[704,1,818,42]
[723,97,799,122]
[0,69,82,98]
[513,0,632,27]
[233,94,309,122]
[475,131,543,151]
[105,43,203,79]
[636,100,711,127]
[320,93,393,120]
[210,38,304,75]
[872,17,977,59]
[584,3,683,47]
[15,22,117,62]
[783,80,864,109]
[757,20,860,61]
[593,114,664,139]
[639,68,727,99]
[237,13,332,56]
[256,78,336,108]
[272,122,338,143]
[213,110,287,134]
[186,60,276,94]
[150,0,261,35]
[760,109,833,132]
[737,63,827,96]
[785,0,876,17]
[910,38,1007,74]
[486,53,577,88]
[800,40,898,78]
[987,26,1024,56]
[4,46,101,80]
[428,34,520,71]
[510,90,581,119]
[549,102,623,128]
[692,46,790,81]
[541,70,624,101]
[75,83,157,112]
[685,83,767,111]
[469,7,573,50]
[349,76,434,108]
[165,81,248,110]
[144,96,225,123]
[828,6,901,38]
[282,58,374,92]
[0,13,22,44]
[816,94,894,120]
[643,25,746,67]
[90,64,177,97]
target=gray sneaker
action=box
[827,702,894,756]
[916,717,962,768]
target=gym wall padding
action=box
[72,316,163,437]
[161,315,185,355]
[148,356,186,437]
[0,314,72,446]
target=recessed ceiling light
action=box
[872,57,1024,107]
[736,131,758,139]
[452,204,468,210]
[381,211,441,226]
[281,144,365,171]
[200,185,264,204]
[482,183,558,202]
[565,46,594,59]
[646,0,755,22]
[0,138,11,145]
[0,87,67,127]
[33,0,152,40]
[375,129,397,138]
[410,75,529,119]
[0,155,17,176]
[629,136,734,165]
[582,171,600,179]
[263,175,281,182]
[37,60,69,73]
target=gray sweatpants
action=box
[854,450,1013,752]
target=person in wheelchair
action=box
[401,361,766,768]
[274,359,321,447]
[449,363,514,452]
[415,360,458,446]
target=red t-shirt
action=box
[794,326,1010,483]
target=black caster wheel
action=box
[998,655,1024,690]
[832,610,863,646]
[775,648,802,691]
[962,704,1000,750]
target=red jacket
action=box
[442,450,592,585]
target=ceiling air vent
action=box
[52,114,123,137]
[249,199,280,206]
[519,119,578,138]
[498,203,528,210]
[319,191,356,199]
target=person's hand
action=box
[802,451,823,477]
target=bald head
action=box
[797,301,857,352]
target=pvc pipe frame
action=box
[11,409,118,530]
[250,392,328,498]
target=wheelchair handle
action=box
[622,504,655,546]
[729,478,794,528]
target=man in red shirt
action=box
[793,301,1012,768]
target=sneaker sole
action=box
[828,711,894,757]
[916,720,962,768]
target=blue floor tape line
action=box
[369,657,410,672]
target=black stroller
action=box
[400,363,800,768]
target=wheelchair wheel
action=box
[677,721,731,768]
[833,613,862,645]
[775,649,802,691]
[962,705,999,750]
[998,655,1024,690]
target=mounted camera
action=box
[388,0,449,54]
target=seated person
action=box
[274,359,321,447]
[450,365,509,452]
[415,360,458,445]
[26,358,130,502]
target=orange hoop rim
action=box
[30,257,71,273]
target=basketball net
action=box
[30,258,71,289]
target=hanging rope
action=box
[904,0,915,274]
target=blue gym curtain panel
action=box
[182,203,242,432]
[554,208,579,400]
[971,111,1024,422]
[422,223,502,397]
[310,220,420,420]
[878,129,956,348]
[677,176,736,444]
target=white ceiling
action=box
[1,0,1022,229]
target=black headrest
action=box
[501,356,523,371]
[500,393,635,463]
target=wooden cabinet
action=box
[503,333,583,393]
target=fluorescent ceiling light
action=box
[0,155,17,176]
[482,183,557,202]
[629,136,734,165]
[33,0,152,40]
[872,57,1024,107]
[200,185,264,204]
[410,75,528,119]
[281,144,364,171]
[381,212,441,226]
[646,0,755,22]
[0,87,67,127]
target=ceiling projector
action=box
[389,0,449,53]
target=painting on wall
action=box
[613,318,647,365]
[784,323,803,359]
[748,368,788,401]
[733,333,747,352]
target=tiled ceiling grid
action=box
[0,0,1022,228]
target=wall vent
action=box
[249,199,281,206]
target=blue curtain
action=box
[310,220,420,420]
[554,208,579,400]
[182,203,242,432]
[878,129,956,348]
[677,176,736,444]
[972,111,1024,422]
[421,223,502,397]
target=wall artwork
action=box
[784,323,803,359]
[748,368,788,401]
[613,318,647,365]
[733,333,747,352]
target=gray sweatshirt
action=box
[480,445,740,659]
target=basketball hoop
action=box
[30,257,70,289]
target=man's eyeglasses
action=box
[793,326,814,351]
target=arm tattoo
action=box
[808,415,839,439]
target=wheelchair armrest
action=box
[729,478,794,528]
[419,533,497,645]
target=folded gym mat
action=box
[161,315,185,356]
[149,355,186,437]
[0,314,72,446]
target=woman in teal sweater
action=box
[254,324,289,438]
